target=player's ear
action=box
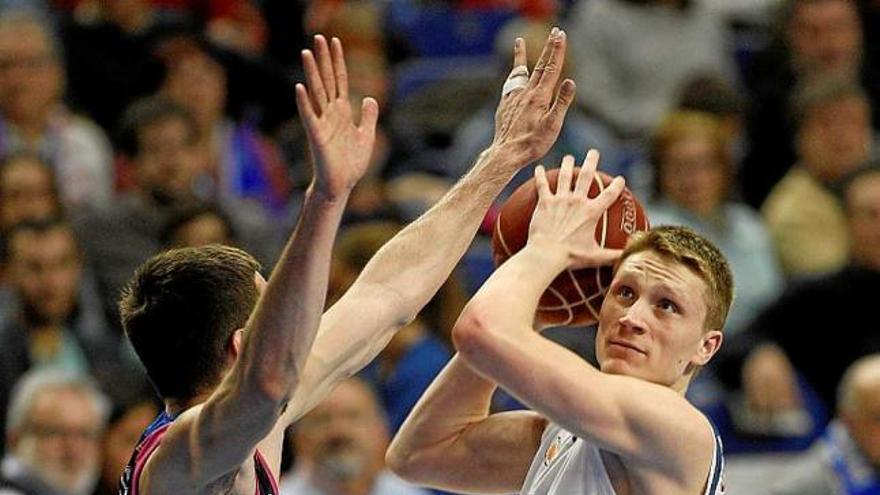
[694,330,723,366]
[228,328,245,360]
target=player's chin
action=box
[599,357,643,377]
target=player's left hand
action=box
[296,35,379,200]
[528,150,625,269]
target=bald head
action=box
[838,355,880,414]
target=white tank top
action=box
[519,422,725,495]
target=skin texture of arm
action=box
[137,35,370,494]
[281,27,580,426]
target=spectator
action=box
[60,0,182,132]
[0,369,108,495]
[762,76,874,278]
[0,10,113,212]
[0,153,62,230]
[78,97,274,321]
[158,38,292,216]
[566,0,734,138]
[675,73,746,158]
[741,0,877,208]
[92,398,160,495]
[282,378,429,495]
[719,163,880,425]
[648,111,783,337]
[0,218,127,451]
[159,201,237,248]
[769,354,880,494]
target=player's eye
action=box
[658,298,679,314]
[616,285,634,300]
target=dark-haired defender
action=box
[389,152,732,494]
[118,27,582,495]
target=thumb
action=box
[359,97,379,134]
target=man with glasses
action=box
[0,369,109,495]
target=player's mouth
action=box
[608,339,646,356]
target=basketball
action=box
[492,168,650,327]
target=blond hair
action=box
[617,225,734,331]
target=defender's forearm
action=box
[355,147,520,325]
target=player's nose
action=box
[618,300,648,335]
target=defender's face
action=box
[596,251,719,390]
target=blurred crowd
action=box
[0,0,878,494]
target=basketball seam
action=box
[545,286,574,326]
[495,211,514,258]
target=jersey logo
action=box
[543,431,577,468]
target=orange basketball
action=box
[491,168,650,327]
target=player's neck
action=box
[670,375,692,396]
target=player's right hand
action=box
[490,28,576,167]
[296,34,379,201]
[527,150,625,269]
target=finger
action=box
[302,49,328,112]
[314,34,337,100]
[534,165,551,201]
[575,148,599,195]
[502,38,529,98]
[358,97,379,135]
[548,78,576,124]
[528,27,558,89]
[589,248,623,266]
[331,37,349,100]
[557,155,575,195]
[514,37,527,68]
[594,176,626,212]
[295,83,318,129]
[537,28,566,94]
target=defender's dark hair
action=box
[119,245,261,399]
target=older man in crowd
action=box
[0,10,112,212]
[0,369,109,495]
[282,378,429,495]
[768,354,880,494]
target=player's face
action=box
[596,251,720,391]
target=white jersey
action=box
[519,422,725,495]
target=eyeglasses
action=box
[23,424,102,442]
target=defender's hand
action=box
[491,28,575,167]
[296,35,379,200]
[527,150,625,269]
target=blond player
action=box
[388,151,731,495]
